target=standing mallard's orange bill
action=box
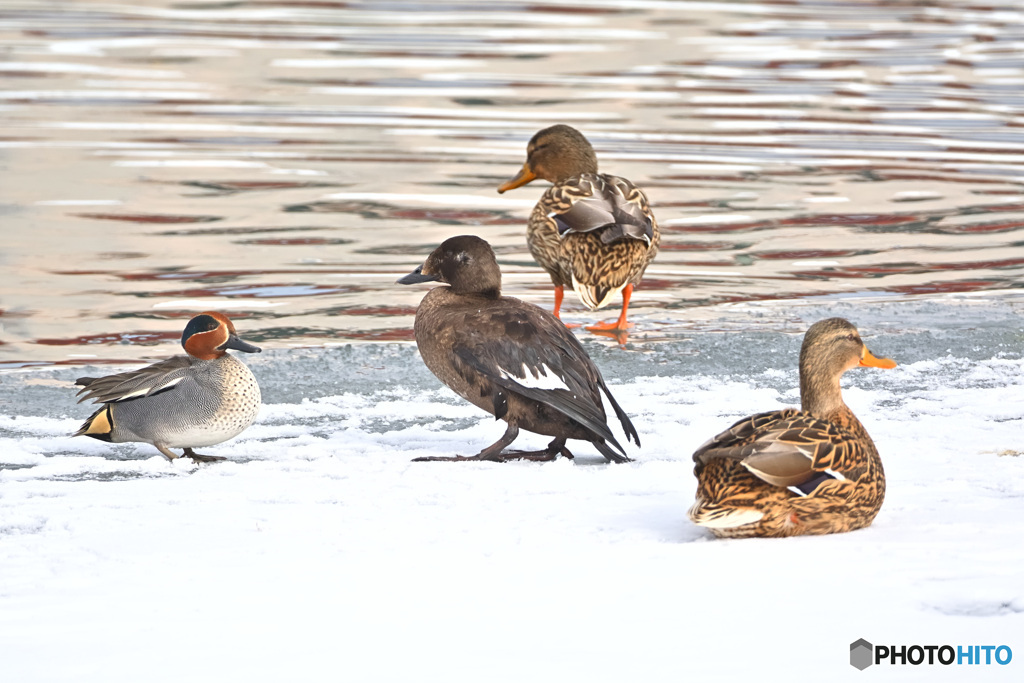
[688,318,896,538]
[74,312,262,463]
[497,124,659,342]
[398,235,639,463]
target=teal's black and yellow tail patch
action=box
[74,404,114,442]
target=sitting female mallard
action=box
[497,124,659,335]
[688,318,896,538]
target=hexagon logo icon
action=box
[850,638,873,670]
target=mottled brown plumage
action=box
[398,235,640,463]
[498,125,659,334]
[688,318,896,538]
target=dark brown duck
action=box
[398,235,640,463]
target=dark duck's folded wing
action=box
[450,303,639,462]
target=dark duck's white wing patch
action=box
[552,174,653,245]
[75,355,194,404]
[451,306,639,460]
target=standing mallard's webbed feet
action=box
[585,283,634,334]
[586,283,634,345]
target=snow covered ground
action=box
[1,295,1022,681]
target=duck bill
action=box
[397,264,441,285]
[219,334,261,354]
[497,163,537,193]
[860,347,896,369]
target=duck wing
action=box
[450,304,639,459]
[75,355,194,404]
[693,409,856,492]
[550,173,653,246]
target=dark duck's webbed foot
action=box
[412,423,520,462]
[503,437,573,462]
[412,425,572,463]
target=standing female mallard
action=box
[688,318,896,538]
[497,124,659,334]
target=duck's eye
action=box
[457,251,471,264]
[846,333,858,342]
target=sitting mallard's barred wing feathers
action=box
[694,408,864,489]
[693,409,796,460]
[549,173,653,245]
[75,355,194,404]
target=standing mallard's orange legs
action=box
[552,285,581,329]
[586,283,635,333]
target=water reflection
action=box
[1,0,1022,365]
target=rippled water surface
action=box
[2,0,1023,366]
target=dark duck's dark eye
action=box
[457,251,471,265]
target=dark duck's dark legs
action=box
[412,424,573,463]
[507,436,574,462]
